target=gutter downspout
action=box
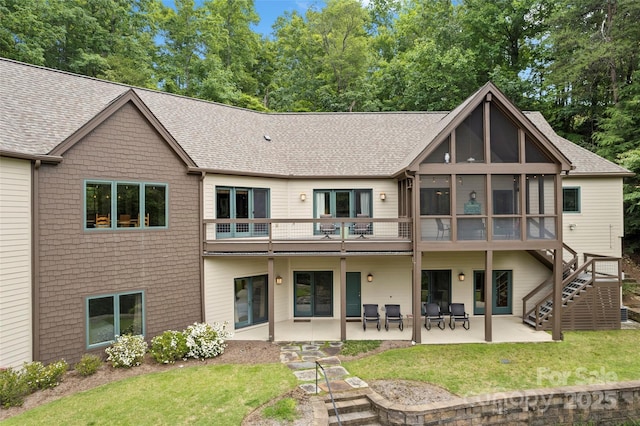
[32,160,41,361]
[199,171,206,322]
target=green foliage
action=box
[74,354,103,377]
[105,334,148,368]
[262,397,298,421]
[150,330,188,364]
[340,340,381,356]
[0,368,29,408]
[23,360,68,391]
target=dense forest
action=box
[1,0,639,251]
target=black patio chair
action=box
[423,302,445,330]
[384,304,403,331]
[449,303,470,330]
[362,304,380,331]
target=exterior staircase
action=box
[523,247,622,331]
[326,390,380,426]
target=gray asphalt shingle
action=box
[0,58,631,177]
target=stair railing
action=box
[523,256,620,329]
[316,361,341,425]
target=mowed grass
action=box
[4,330,640,424]
[3,363,295,426]
[343,330,640,397]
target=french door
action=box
[421,270,452,314]
[473,270,512,315]
[234,275,268,329]
[294,271,333,317]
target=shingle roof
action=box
[0,58,631,177]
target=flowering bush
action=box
[74,354,103,377]
[23,359,68,391]
[0,367,29,408]
[105,335,148,368]
[150,330,188,364]
[184,322,232,360]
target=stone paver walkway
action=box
[279,342,369,394]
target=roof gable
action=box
[49,89,196,168]
[405,82,572,172]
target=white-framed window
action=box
[84,180,167,229]
[86,291,145,348]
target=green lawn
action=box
[344,330,640,396]
[4,330,640,424]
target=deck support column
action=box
[268,257,275,342]
[552,247,563,340]
[340,257,347,341]
[484,250,493,342]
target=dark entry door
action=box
[346,272,361,317]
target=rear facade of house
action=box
[0,58,632,367]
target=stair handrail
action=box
[524,259,596,329]
[316,361,341,426]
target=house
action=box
[0,58,632,368]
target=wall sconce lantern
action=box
[299,193,306,202]
[275,276,283,285]
[367,273,374,283]
[469,190,477,201]
[380,192,386,201]
[458,272,465,282]
[569,224,576,231]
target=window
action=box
[216,187,270,237]
[234,275,268,329]
[86,291,144,348]
[314,189,372,218]
[85,181,167,229]
[563,187,580,213]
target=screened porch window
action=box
[526,174,556,239]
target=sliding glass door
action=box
[294,271,333,317]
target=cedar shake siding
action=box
[36,102,201,364]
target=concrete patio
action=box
[231,315,553,344]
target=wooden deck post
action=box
[484,250,493,342]
[340,257,347,341]
[268,257,275,342]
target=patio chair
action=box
[384,304,403,331]
[449,303,470,330]
[352,214,371,238]
[423,302,445,330]
[319,214,336,238]
[436,218,450,240]
[362,304,380,331]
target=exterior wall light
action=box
[569,224,576,231]
[367,273,374,282]
[300,193,306,201]
[458,272,465,281]
[470,190,477,201]
[275,276,283,285]
[380,192,386,201]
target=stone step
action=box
[329,409,379,426]
[325,397,371,415]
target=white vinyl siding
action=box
[562,177,624,258]
[0,157,32,367]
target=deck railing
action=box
[203,217,413,254]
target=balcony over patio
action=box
[203,217,413,255]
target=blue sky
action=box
[253,0,324,37]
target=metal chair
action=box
[353,214,371,238]
[319,214,336,238]
[436,218,450,240]
[449,303,470,330]
[384,304,403,331]
[362,304,380,331]
[423,302,445,330]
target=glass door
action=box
[294,271,333,317]
[234,275,268,329]
[473,270,512,315]
[421,270,451,314]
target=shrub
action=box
[105,335,148,368]
[184,322,232,360]
[0,368,29,408]
[23,360,68,391]
[150,330,188,364]
[74,354,103,377]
